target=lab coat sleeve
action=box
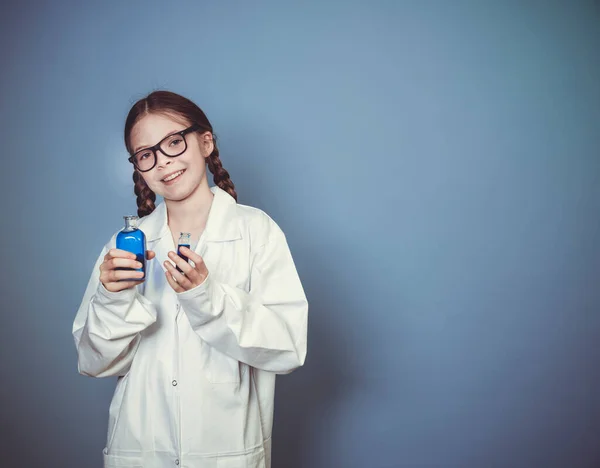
[72,242,158,378]
[177,224,308,374]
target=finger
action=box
[178,246,204,266]
[107,248,138,260]
[167,251,195,276]
[164,269,185,293]
[100,259,138,273]
[108,257,143,270]
[146,250,156,260]
[164,261,193,290]
[164,259,192,286]
[100,258,143,272]
[109,269,145,282]
[176,247,207,280]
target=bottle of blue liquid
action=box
[177,232,191,273]
[116,215,146,281]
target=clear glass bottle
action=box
[177,232,191,272]
[116,215,146,281]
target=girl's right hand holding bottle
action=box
[100,248,155,292]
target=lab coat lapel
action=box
[138,186,242,276]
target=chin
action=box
[163,185,197,202]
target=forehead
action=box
[130,113,190,149]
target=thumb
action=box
[146,250,156,260]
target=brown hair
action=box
[124,90,237,217]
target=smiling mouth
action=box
[162,169,185,183]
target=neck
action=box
[164,176,214,232]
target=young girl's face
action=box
[129,113,213,201]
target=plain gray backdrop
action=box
[1,1,599,467]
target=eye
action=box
[169,138,183,147]
[138,151,151,160]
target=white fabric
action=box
[73,186,308,468]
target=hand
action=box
[164,246,209,293]
[99,249,156,293]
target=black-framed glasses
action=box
[128,123,201,172]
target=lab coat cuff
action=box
[94,281,157,325]
[176,271,214,326]
[96,281,137,305]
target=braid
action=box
[207,140,237,202]
[133,170,157,217]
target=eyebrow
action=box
[133,129,183,154]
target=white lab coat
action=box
[72,186,308,468]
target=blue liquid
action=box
[116,228,146,281]
[177,244,190,272]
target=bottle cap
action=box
[123,215,140,228]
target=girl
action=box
[72,90,308,468]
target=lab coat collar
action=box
[138,185,242,243]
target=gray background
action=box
[1,1,599,467]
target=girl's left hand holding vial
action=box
[164,246,209,292]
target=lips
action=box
[161,169,185,184]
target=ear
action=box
[199,131,214,158]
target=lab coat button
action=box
[172,380,178,386]
[175,459,180,465]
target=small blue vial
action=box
[177,232,191,273]
[116,215,146,281]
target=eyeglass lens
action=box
[134,133,188,171]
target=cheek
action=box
[140,174,152,186]
[184,153,207,173]
[140,173,161,192]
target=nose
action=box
[156,150,173,169]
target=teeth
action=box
[163,170,184,182]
